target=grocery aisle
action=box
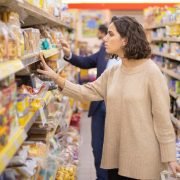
[78,112,96,180]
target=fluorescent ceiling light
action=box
[62,0,179,3]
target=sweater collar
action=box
[121,59,151,75]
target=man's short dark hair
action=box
[98,24,108,35]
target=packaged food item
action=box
[0,126,9,150]
[8,12,22,58]
[56,165,77,180]
[16,94,30,117]
[0,107,6,126]
[23,28,40,55]
[46,60,58,70]
[1,10,19,60]
[31,99,42,111]
[18,112,29,126]
[0,21,8,62]
[0,74,15,88]
[46,0,55,15]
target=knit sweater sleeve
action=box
[149,66,176,162]
[61,68,110,102]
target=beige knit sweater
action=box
[62,59,176,179]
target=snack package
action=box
[23,28,40,54]
[0,21,8,62]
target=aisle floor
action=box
[78,112,96,180]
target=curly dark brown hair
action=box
[111,16,151,60]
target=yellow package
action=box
[31,99,42,111]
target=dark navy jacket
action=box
[64,45,107,117]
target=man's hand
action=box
[60,38,71,58]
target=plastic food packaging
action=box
[16,94,30,117]
[0,21,8,62]
[23,28,40,54]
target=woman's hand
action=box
[37,53,58,81]
[168,161,180,176]
[37,53,66,90]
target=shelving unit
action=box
[0,129,27,174]
[151,37,180,43]
[145,21,180,30]
[145,8,180,161]
[0,52,39,81]
[0,0,73,30]
[157,65,180,81]
[162,68,180,81]
[152,51,180,62]
[23,110,40,133]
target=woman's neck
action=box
[121,58,147,68]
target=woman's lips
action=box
[104,44,108,48]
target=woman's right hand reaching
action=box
[37,54,65,89]
[37,53,58,80]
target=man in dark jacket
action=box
[60,24,120,180]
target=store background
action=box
[0,0,179,180]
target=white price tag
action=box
[39,107,47,126]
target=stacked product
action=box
[0,75,18,149]
[25,0,74,27]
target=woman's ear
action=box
[122,38,128,46]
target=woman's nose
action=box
[103,35,108,42]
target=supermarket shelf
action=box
[158,65,180,80]
[0,0,73,29]
[0,60,24,81]
[145,24,165,30]
[152,51,180,62]
[0,129,27,174]
[171,114,180,130]
[151,37,180,43]
[21,52,39,67]
[41,49,59,59]
[169,90,179,99]
[162,68,180,80]
[145,21,180,30]
[0,52,39,81]
[23,110,40,133]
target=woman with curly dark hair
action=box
[38,16,180,180]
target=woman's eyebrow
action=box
[108,30,113,33]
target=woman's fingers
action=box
[169,162,180,176]
[176,164,180,172]
[171,165,176,175]
[37,69,47,75]
[39,53,47,67]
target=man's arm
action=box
[65,52,99,69]
[60,38,99,69]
